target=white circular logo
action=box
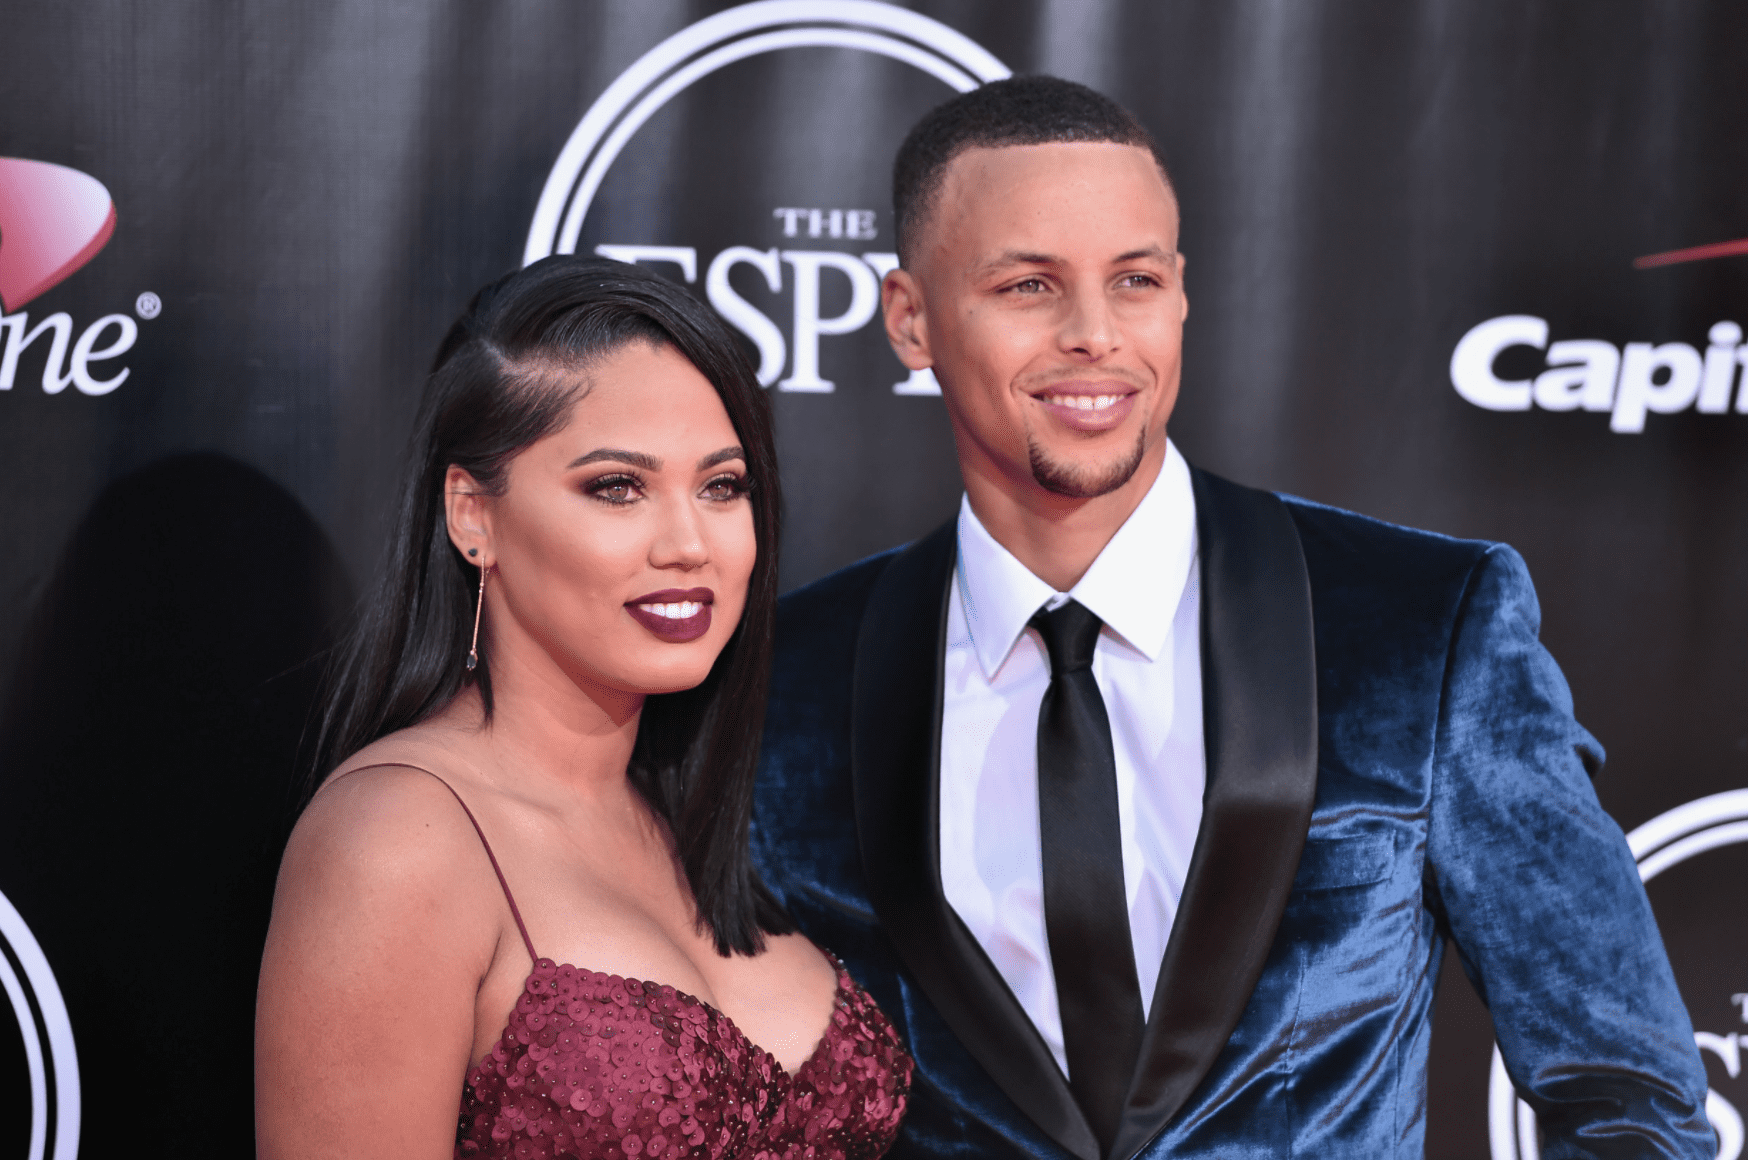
[134,291,162,320]
[523,0,1009,265]
[1489,789,1748,1160]
[0,888,80,1160]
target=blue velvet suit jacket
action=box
[751,468,1711,1159]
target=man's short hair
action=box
[892,75,1174,266]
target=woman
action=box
[256,257,912,1159]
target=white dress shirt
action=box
[939,441,1205,1078]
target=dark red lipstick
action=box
[624,587,715,643]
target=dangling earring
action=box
[466,552,487,673]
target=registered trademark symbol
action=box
[134,291,161,320]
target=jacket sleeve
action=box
[1426,543,1714,1159]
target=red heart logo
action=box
[0,158,116,313]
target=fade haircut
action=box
[892,75,1175,267]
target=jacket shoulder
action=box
[756,547,906,880]
[1275,490,1504,604]
[769,545,909,719]
[776,547,901,651]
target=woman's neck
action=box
[437,644,645,807]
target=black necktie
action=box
[1031,599,1145,1156]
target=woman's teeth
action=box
[1043,393,1123,411]
[638,601,703,619]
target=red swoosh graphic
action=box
[0,158,116,312]
[1633,237,1748,269]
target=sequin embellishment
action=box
[456,955,912,1160]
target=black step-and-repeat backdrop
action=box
[3,3,1745,1156]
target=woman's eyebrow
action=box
[566,448,661,470]
[697,446,745,470]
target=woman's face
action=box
[449,340,757,701]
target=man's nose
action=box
[1057,283,1117,360]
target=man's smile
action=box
[1029,380,1141,431]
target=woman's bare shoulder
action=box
[283,729,493,918]
[258,729,505,1156]
[322,714,477,790]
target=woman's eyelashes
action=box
[584,471,644,505]
[581,470,749,506]
[700,472,751,502]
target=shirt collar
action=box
[955,441,1198,678]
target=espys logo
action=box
[1488,791,1748,1160]
[524,0,1008,395]
[0,888,79,1160]
[0,156,154,397]
[1450,236,1748,433]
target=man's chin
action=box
[1027,432,1148,499]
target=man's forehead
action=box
[935,142,1177,236]
[932,146,1178,266]
[939,140,1174,199]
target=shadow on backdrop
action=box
[0,452,353,1156]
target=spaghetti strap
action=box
[337,761,539,963]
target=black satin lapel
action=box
[1110,468,1319,1160]
[852,519,1101,1160]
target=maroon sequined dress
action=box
[397,767,913,1160]
[458,957,911,1160]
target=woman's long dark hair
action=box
[309,255,794,955]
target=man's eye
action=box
[1010,277,1048,294]
[1118,273,1159,289]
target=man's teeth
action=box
[639,601,703,619]
[1044,394,1123,411]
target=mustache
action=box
[1018,367,1151,394]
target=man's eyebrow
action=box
[697,446,745,470]
[972,245,1176,277]
[971,249,1060,277]
[1114,244,1177,263]
[566,448,661,471]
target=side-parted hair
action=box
[309,255,794,956]
[892,74,1175,266]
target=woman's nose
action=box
[649,497,710,569]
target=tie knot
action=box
[1030,599,1103,675]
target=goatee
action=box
[1027,431,1148,498]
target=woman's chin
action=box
[585,656,721,699]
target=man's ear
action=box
[882,268,933,371]
[444,466,493,566]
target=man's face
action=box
[887,141,1186,501]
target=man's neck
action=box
[960,440,1169,593]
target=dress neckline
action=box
[458,945,915,1160]
[479,954,851,1083]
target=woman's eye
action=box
[701,473,749,502]
[585,474,642,504]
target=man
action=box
[751,76,1710,1159]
